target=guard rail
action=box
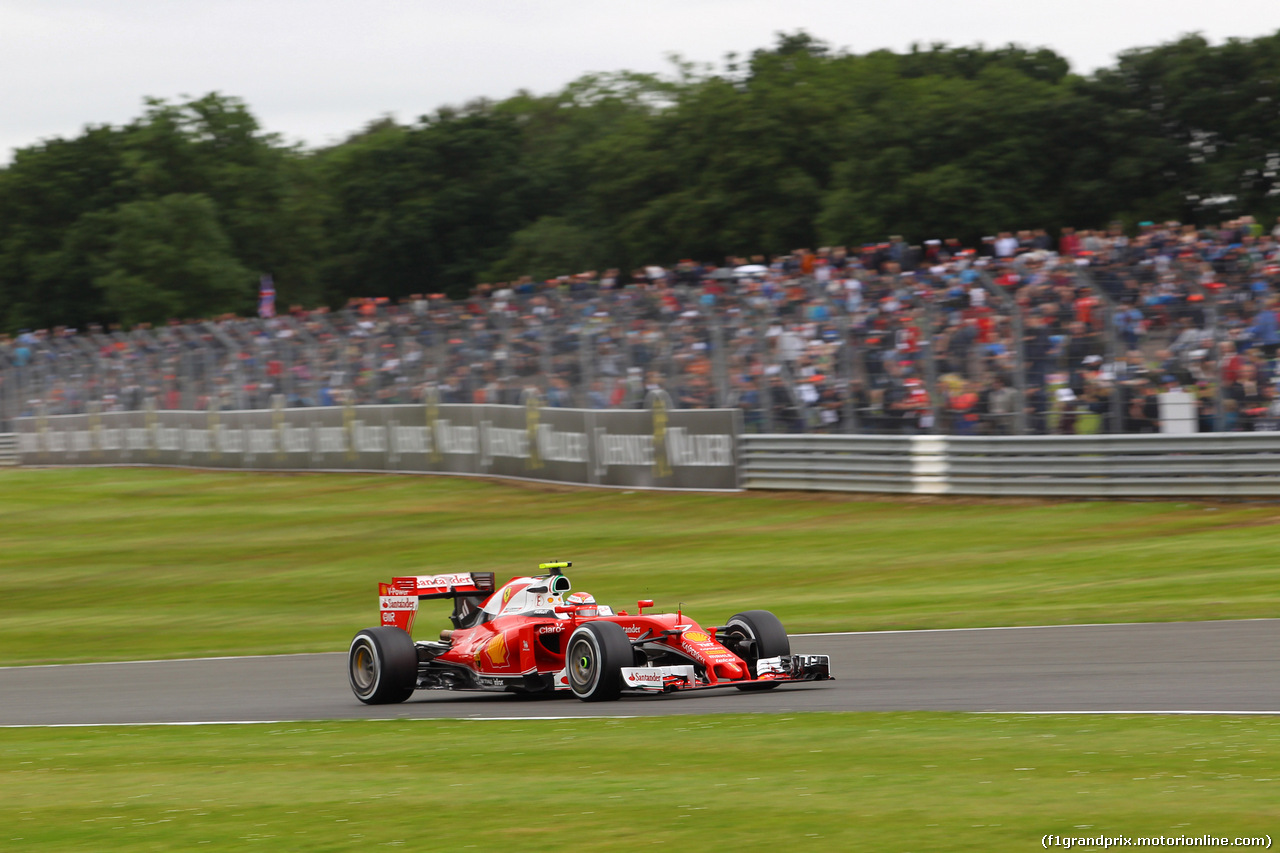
[740,433,1280,497]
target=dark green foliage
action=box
[314,106,535,300]
[0,94,323,329]
[2,30,1278,331]
[81,193,252,326]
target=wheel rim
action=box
[726,624,758,669]
[351,641,377,694]
[568,637,597,691]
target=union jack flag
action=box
[258,274,276,319]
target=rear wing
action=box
[379,572,497,633]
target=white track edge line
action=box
[972,710,1280,715]
[4,652,344,669]
[4,711,1280,729]
[799,617,1279,637]
[0,716,641,728]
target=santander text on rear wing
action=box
[378,572,496,633]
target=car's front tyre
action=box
[724,610,790,691]
[565,621,630,702]
[349,627,417,704]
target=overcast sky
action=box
[3,1,1279,163]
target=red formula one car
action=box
[348,561,832,703]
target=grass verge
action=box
[2,713,1277,851]
[1,468,1277,664]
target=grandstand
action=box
[2,218,1277,435]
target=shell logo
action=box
[683,630,711,643]
[485,633,509,667]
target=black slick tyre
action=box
[565,621,630,702]
[725,610,790,691]
[348,627,417,704]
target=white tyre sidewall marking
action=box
[567,628,602,699]
[349,634,382,699]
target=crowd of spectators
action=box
[2,216,1279,435]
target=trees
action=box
[0,93,320,329]
[314,106,538,300]
[2,29,1278,332]
[1082,33,1280,225]
[81,193,251,326]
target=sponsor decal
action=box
[627,670,663,684]
[412,573,475,590]
[484,633,509,667]
[536,424,588,463]
[622,625,646,635]
[681,641,710,659]
[381,612,397,624]
[621,665,695,688]
[683,630,710,643]
[379,596,418,611]
[481,423,529,462]
[593,430,655,468]
[537,623,565,635]
[431,419,479,456]
[665,428,734,468]
[502,587,514,606]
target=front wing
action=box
[615,654,833,694]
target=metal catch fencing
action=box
[3,257,1274,439]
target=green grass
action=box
[2,714,1277,851]
[1,468,1278,664]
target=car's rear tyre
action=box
[566,621,630,702]
[725,610,790,691]
[349,627,417,705]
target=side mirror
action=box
[637,599,654,614]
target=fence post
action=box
[1206,291,1226,433]
[921,294,943,434]
[579,324,594,408]
[1181,268,1226,433]
[710,311,728,408]
[756,315,774,433]
[978,272,1027,435]
[1077,269,1124,434]
[838,311,858,434]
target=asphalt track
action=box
[2,619,1278,725]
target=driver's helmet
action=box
[567,591,597,616]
